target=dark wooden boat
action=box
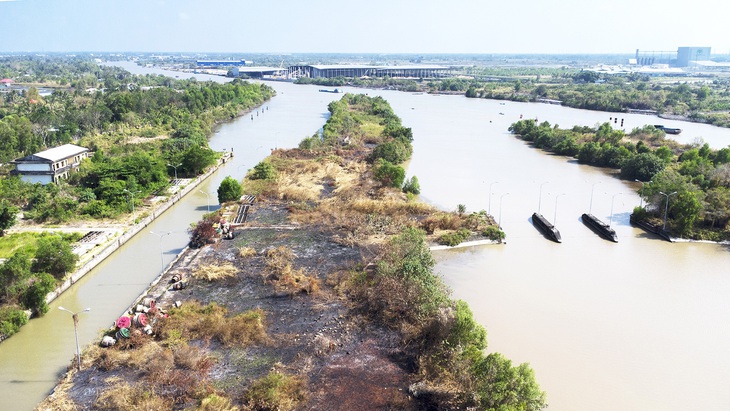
[531,212,562,243]
[653,124,682,134]
[581,213,618,242]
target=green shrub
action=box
[373,159,405,188]
[472,353,547,411]
[251,160,277,180]
[217,176,242,203]
[370,140,412,164]
[22,273,56,315]
[482,226,506,241]
[438,228,471,246]
[0,307,28,336]
[402,176,421,194]
[31,235,78,279]
[373,227,447,322]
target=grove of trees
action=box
[509,119,730,239]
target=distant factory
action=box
[633,46,712,67]
[196,59,250,68]
[287,64,452,79]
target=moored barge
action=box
[531,212,562,243]
[581,213,618,242]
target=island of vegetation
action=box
[38,94,545,411]
[508,119,730,241]
[0,56,274,339]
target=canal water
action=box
[1,63,728,410]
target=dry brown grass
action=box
[242,371,307,411]
[94,377,173,411]
[255,153,368,207]
[264,246,294,273]
[192,262,238,281]
[421,212,463,234]
[197,394,240,411]
[264,246,320,295]
[275,266,321,295]
[156,301,268,347]
[238,246,257,258]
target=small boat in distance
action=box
[319,88,341,93]
[532,212,562,243]
[581,213,618,242]
[653,124,682,134]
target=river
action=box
[1,62,728,410]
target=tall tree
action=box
[0,200,18,237]
[31,236,78,279]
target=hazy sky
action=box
[1,0,728,55]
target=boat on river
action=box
[319,88,341,93]
[531,212,562,243]
[581,213,618,242]
[654,124,682,134]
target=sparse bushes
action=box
[156,302,267,348]
[264,246,320,295]
[438,228,471,246]
[369,227,448,325]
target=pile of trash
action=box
[216,218,235,240]
[100,298,162,347]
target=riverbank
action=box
[37,93,546,411]
[44,151,232,305]
[0,151,231,346]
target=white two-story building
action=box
[12,144,91,184]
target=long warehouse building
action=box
[288,64,452,79]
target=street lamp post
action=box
[554,193,566,225]
[538,181,549,214]
[58,306,90,371]
[498,193,509,228]
[199,190,210,213]
[635,179,652,208]
[488,181,499,215]
[609,193,622,227]
[123,189,139,219]
[589,181,602,214]
[166,163,181,181]
[150,231,172,272]
[659,191,678,231]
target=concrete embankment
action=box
[44,152,232,305]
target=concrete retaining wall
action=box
[45,152,232,304]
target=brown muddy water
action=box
[1,63,728,410]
